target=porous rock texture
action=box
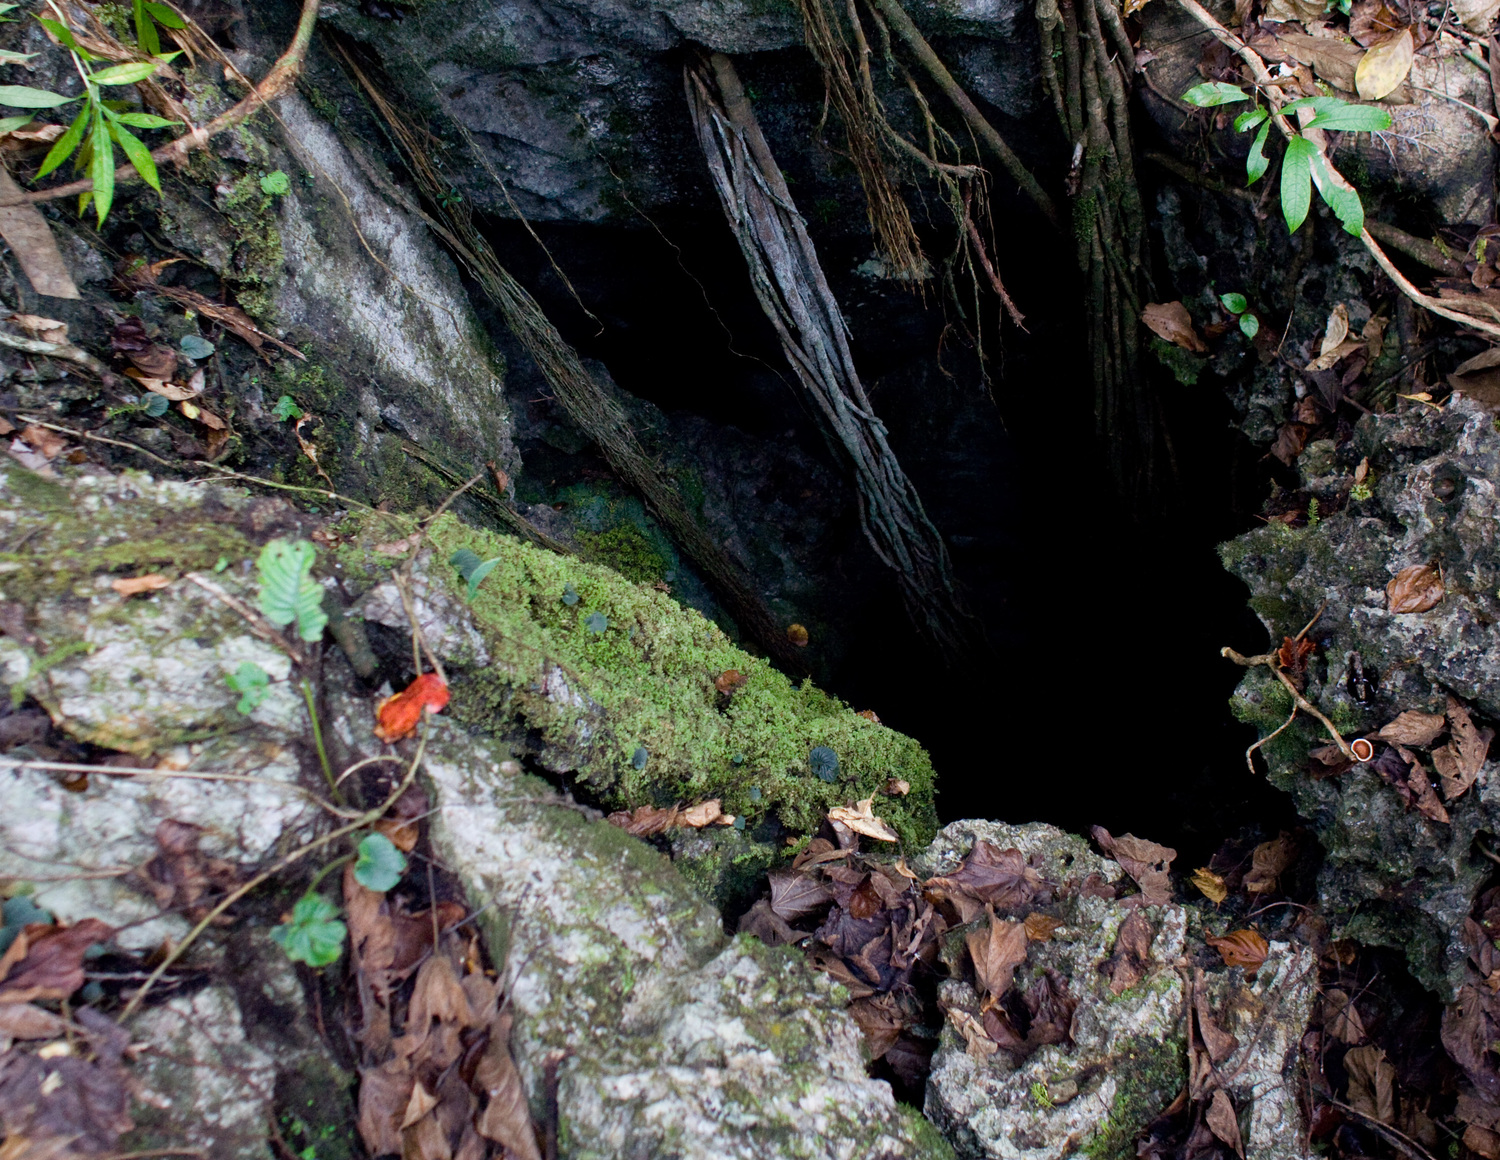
[0,461,945,1158]
[1221,395,1500,999]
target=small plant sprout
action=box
[272,395,304,422]
[1181,83,1391,237]
[353,832,406,892]
[256,539,329,643]
[1219,291,1260,339]
[260,169,291,196]
[226,661,270,714]
[449,548,501,600]
[270,894,345,967]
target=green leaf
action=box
[260,169,290,196]
[272,394,303,421]
[354,832,407,892]
[584,611,608,633]
[0,113,30,134]
[1281,95,1342,116]
[1304,103,1392,132]
[1220,292,1248,314]
[1181,81,1250,107]
[0,84,76,109]
[271,894,345,967]
[133,0,160,55]
[180,334,214,359]
[561,582,579,606]
[35,16,78,49]
[0,49,35,64]
[105,113,158,192]
[1310,150,1364,236]
[1233,108,1267,132]
[256,539,329,642]
[466,557,500,600]
[1246,118,1272,185]
[143,392,168,417]
[88,104,114,226]
[1240,313,1261,339]
[143,1,187,27]
[449,547,482,580]
[36,104,87,181]
[226,661,270,714]
[1281,135,1315,233]
[89,61,159,86]
[113,111,175,128]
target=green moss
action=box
[576,523,667,584]
[672,827,783,913]
[221,173,286,321]
[405,514,938,846]
[1082,1035,1186,1160]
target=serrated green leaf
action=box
[1240,313,1260,338]
[0,84,76,109]
[271,894,345,967]
[226,661,269,714]
[106,112,158,192]
[1304,103,1392,132]
[256,539,329,642]
[466,557,500,599]
[143,1,187,27]
[260,169,290,196]
[1233,108,1267,132]
[36,104,87,181]
[1281,136,1314,233]
[271,394,303,421]
[1310,150,1364,236]
[88,105,113,226]
[449,547,482,580]
[1220,292,1248,314]
[89,61,159,86]
[1181,81,1250,107]
[1246,118,1272,185]
[113,111,175,128]
[354,832,407,892]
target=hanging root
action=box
[332,42,804,669]
[687,53,980,660]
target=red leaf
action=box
[374,674,450,743]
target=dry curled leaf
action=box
[1101,909,1154,995]
[16,425,64,461]
[9,314,66,344]
[1024,913,1063,942]
[1434,695,1494,801]
[1355,27,1415,100]
[110,573,171,597]
[714,669,748,694]
[1345,1044,1397,1124]
[827,798,898,842]
[1206,928,1269,971]
[768,869,834,921]
[0,1002,64,1040]
[884,777,909,796]
[1142,301,1207,353]
[1386,564,1444,613]
[1190,867,1228,904]
[1378,709,1447,747]
[0,918,113,1003]
[1092,827,1176,906]
[924,841,1042,922]
[1207,1090,1245,1157]
[374,673,450,743]
[473,1009,542,1160]
[858,709,882,723]
[947,1007,998,1058]
[1321,987,1367,1044]
[966,912,1028,1001]
[1243,833,1297,894]
[607,799,732,836]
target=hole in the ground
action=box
[475,176,1301,865]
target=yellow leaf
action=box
[827,798,899,842]
[1191,867,1228,904]
[1355,29,1414,101]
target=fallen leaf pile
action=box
[1091,828,1177,906]
[1444,886,1500,1158]
[347,863,541,1160]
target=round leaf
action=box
[179,334,215,359]
[143,392,168,417]
[1219,292,1248,314]
[809,746,840,782]
[561,583,580,605]
[271,894,346,967]
[354,832,407,892]
[584,611,608,633]
[1239,313,1261,339]
[1354,29,1414,102]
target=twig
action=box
[1244,703,1299,774]
[1222,645,1354,758]
[11,414,174,467]
[1321,1096,1440,1160]
[1172,0,1500,342]
[1294,599,1326,641]
[0,0,322,209]
[118,722,432,1021]
[183,572,305,667]
[0,331,113,378]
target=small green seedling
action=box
[256,539,328,643]
[271,894,346,967]
[272,395,304,422]
[260,169,290,196]
[1219,292,1260,339]
[226,662,269,714]
[449,547,501,600]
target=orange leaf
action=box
[714,669,748,694]
[374,674,450,743]
[111,573,171,597]
[1206,928,1269,970]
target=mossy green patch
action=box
[407,514,938,845]
[1082,1035,1186,1160]
[576,522,666,584]
[221,173,286,321]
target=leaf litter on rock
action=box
[1091,827,1177,906]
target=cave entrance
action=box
[475,158,1300,866]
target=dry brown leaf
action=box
[1024,913,1062,942]
[473,1009,542,1160]
[827,798,898,842]
[1102,909,1154,995]
[924,841,1042,922]
[966,913,1028,1000]
[1355,27,1415,100]
[1195,988,1240,1062]
[9,315,66,344]
[0,919,113,1003]
[0,1002,64,1039]
[17,425,65,461]
[1207,1090,1245,1157]
[680,799,733,827]
[1142,301,1207,353]
[1092,827,1176,906]
[1345,1044,1397,1124]
[714,669,748,694]
[1243,833,1297,894]
[400,1082,440,1131]
[0,169,77,300]
[1434,695,1494,801]
[1207,928,1269,971]
[1191,867,1228,904]
[126,366,202,402]
[947,1007,998,1058]
[180,400,226,430]
[374,815,420,854]
[1320,304,1350,356]
[357,1058,414,1157]
[1467,1125,1500,1160]
[1362,316,1387,360]
[884,777,909,796]
[849,995,904,1059]
[859,709,882,723]
[1307,337,1364,372]
[1274,30,1364,91]
[1378,710,1447,747]
[768,869,834,921]
[110,574,171,597]
[1387,564,1444,613]
[607,800,731,835]
[1322,987,1367,1044]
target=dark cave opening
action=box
[472,120,1302,868]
